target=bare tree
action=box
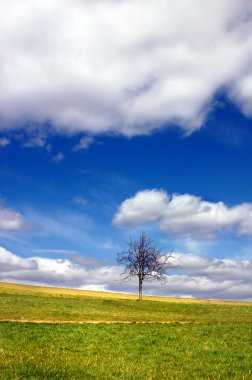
[117,232,176,301]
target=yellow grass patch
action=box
[0,281,250,306]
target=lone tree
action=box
[117,232,175,301]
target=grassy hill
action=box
[0,282,251,379]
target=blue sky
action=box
[0,0,252,300]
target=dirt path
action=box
[0,319,198,324]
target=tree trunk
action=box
[138,277,143,301]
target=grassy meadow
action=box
[0,282,251,379]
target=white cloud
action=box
[179,237,213,254]
[0,246,251,301]
[52,152,65,163]
[173,252,252,282]
[0,246,118,289]
[22,135,46,148]
[0,247,36,271]
[0,0,252,138]
[73,136,95,152]
[73,196,87,206]
[113,189,252,239]
[0,137,10,147]
[231,73,252,117]
[0,204,25,231]
[114,190,167,226]
[32,248,78,255]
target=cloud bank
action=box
[0,247,251,301]
[0,0,252,138]
[113,189,252,239]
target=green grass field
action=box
[0,282,251,379]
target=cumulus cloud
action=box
[0,0,252,138]
[0,246,119,289]
[0,204,25,231]
[113,189,252,239]
[173,252,252,282]
[0,247,251,301]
